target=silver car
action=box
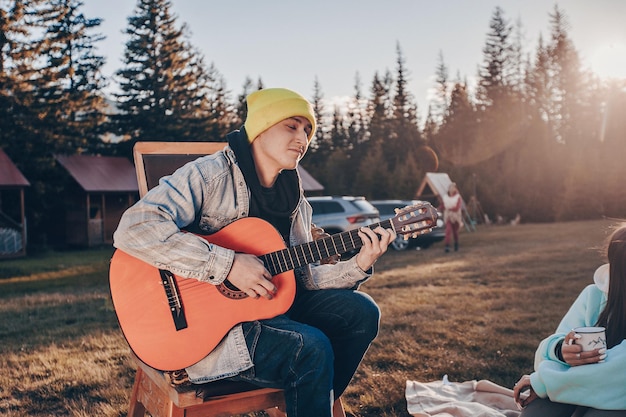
[308,196,380,236]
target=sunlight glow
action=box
[587,41,626,80]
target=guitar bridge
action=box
[159,269,188,331]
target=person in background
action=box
[442,182,463,252]
[513,224,626,416]
[113,87,396,417]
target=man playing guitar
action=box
[113,88,397,417]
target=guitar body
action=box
[109,217,296,371]
[110,202,437,371]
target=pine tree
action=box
[476,6,514,108]
[388,43,423,184]
[545,4,588,146]
[422,105,438,143]
[432,50,449,127]
[1,1,41,153]
[509,17,528,95]
[305,77,332,171]
[345,72,367,147]
[366,72,391,148]
[204,62,235,140]
[389,152,421,199]
[598,80,626,217]
[1,0,107,247]
[526,35,551,124]
[234,77,255,127]
[545,5,599,219]
[353,140,389,198]
[469,6,531,218]
[310,77,326,150]
[329,104,348,151]
[235,77,264,128]
[393,44,420,131]
[112,0,218,156]
[434,79,476,166]
[2,1,49,246]
[36,0,107,154]
[521,33,567,220]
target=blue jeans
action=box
[226,288,380,417]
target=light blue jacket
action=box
[113,145,371,382]
[529,265,626,410]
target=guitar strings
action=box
[263,228,363,276]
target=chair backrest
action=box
[133,141,227,198]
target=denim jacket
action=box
[113,145,371,382]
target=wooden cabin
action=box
[0,149,30,258]
[56,154,138,247]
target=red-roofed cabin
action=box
[0,149,30,258]
[55,154,139,247]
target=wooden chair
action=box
[126,141,346,417]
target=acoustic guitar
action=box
[109,202,437,370]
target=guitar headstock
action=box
[391,201,438,238]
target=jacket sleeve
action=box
[300,258,371,290]
[530,285,626,409]
[530,339,626,409]
[291,199,371,290]
[113,156,235,285]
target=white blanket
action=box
[406,376,521,417]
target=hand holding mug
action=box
[562,327,607,366]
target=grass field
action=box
[0,219,618,416]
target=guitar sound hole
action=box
[217,280,248,299]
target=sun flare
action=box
[587,41,626,80]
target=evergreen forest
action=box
[2,0,626,248]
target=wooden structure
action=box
[129,355,287,417]
[129,358,346,416]
[126,141,344,417]
[0,149,30,258]
[56,154,138,247]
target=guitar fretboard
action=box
[260,219,393,276]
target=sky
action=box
[82,0,626,118]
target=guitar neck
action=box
[260,219,392,276]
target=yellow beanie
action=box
[244,88,316,143]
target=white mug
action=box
[573,326,606,352]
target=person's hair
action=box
[596,223,626,348]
